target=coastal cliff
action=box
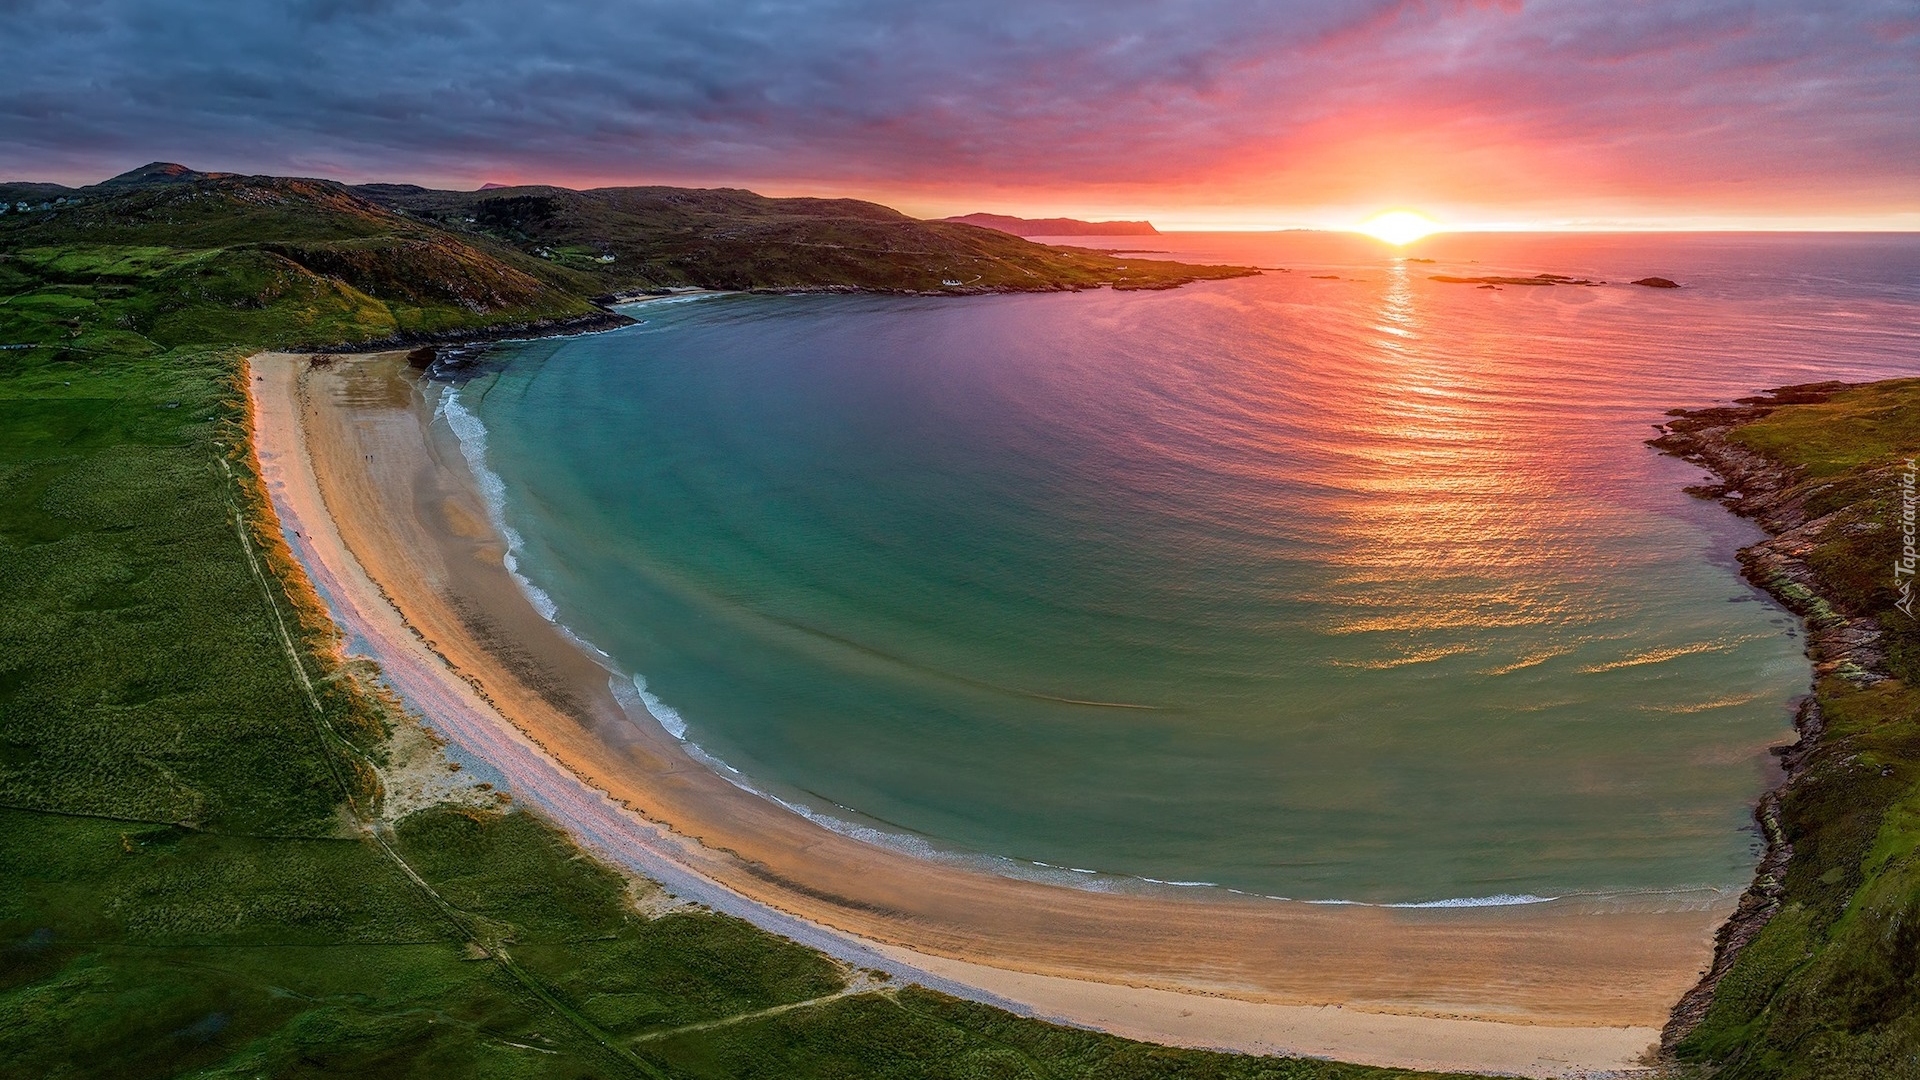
[1651,379,1920,1076]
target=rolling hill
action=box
[354,183,1241,295]
[0,166,609,353]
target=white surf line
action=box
[221,447,670,1080]
[429,374,1681,915]
[435,379,1195,898]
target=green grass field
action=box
[1672,382,1920,1079]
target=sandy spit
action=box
[248,350,1730,1077]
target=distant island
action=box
[941,212,1160,237]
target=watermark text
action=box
[1897,457,1916,618]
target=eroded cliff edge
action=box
[1651,380,1920,1075]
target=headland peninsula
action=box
[941,213,1162,237]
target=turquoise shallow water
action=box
[444,232,1920,905]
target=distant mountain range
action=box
[942,213,1160,237]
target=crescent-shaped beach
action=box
[249,348,1734,1077]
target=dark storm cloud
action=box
[0,0,1913,215]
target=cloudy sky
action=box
[2,0,1915,227]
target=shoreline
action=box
[1648,383,1897,1048]
[249,348,1738,1077]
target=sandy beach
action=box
[249,349,1736,1077]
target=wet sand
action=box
[249,349,1734,1077]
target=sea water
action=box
[443,232,1920,905]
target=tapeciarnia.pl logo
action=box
[1898,458,1917,619]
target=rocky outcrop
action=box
[1430,273,1601,286]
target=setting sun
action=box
[1356,210,1440,245]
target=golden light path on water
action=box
[1324,258,1565,648]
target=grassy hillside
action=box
[354,183,1252,294]
[1660,381,1920,1078]
[1,171,1446,1079]
[3,164,1256,348]
[0,173,606,353]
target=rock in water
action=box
[1633,277,1682,288]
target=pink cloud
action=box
[0,1,1912,224]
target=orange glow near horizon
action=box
[1356,211,1441,245]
